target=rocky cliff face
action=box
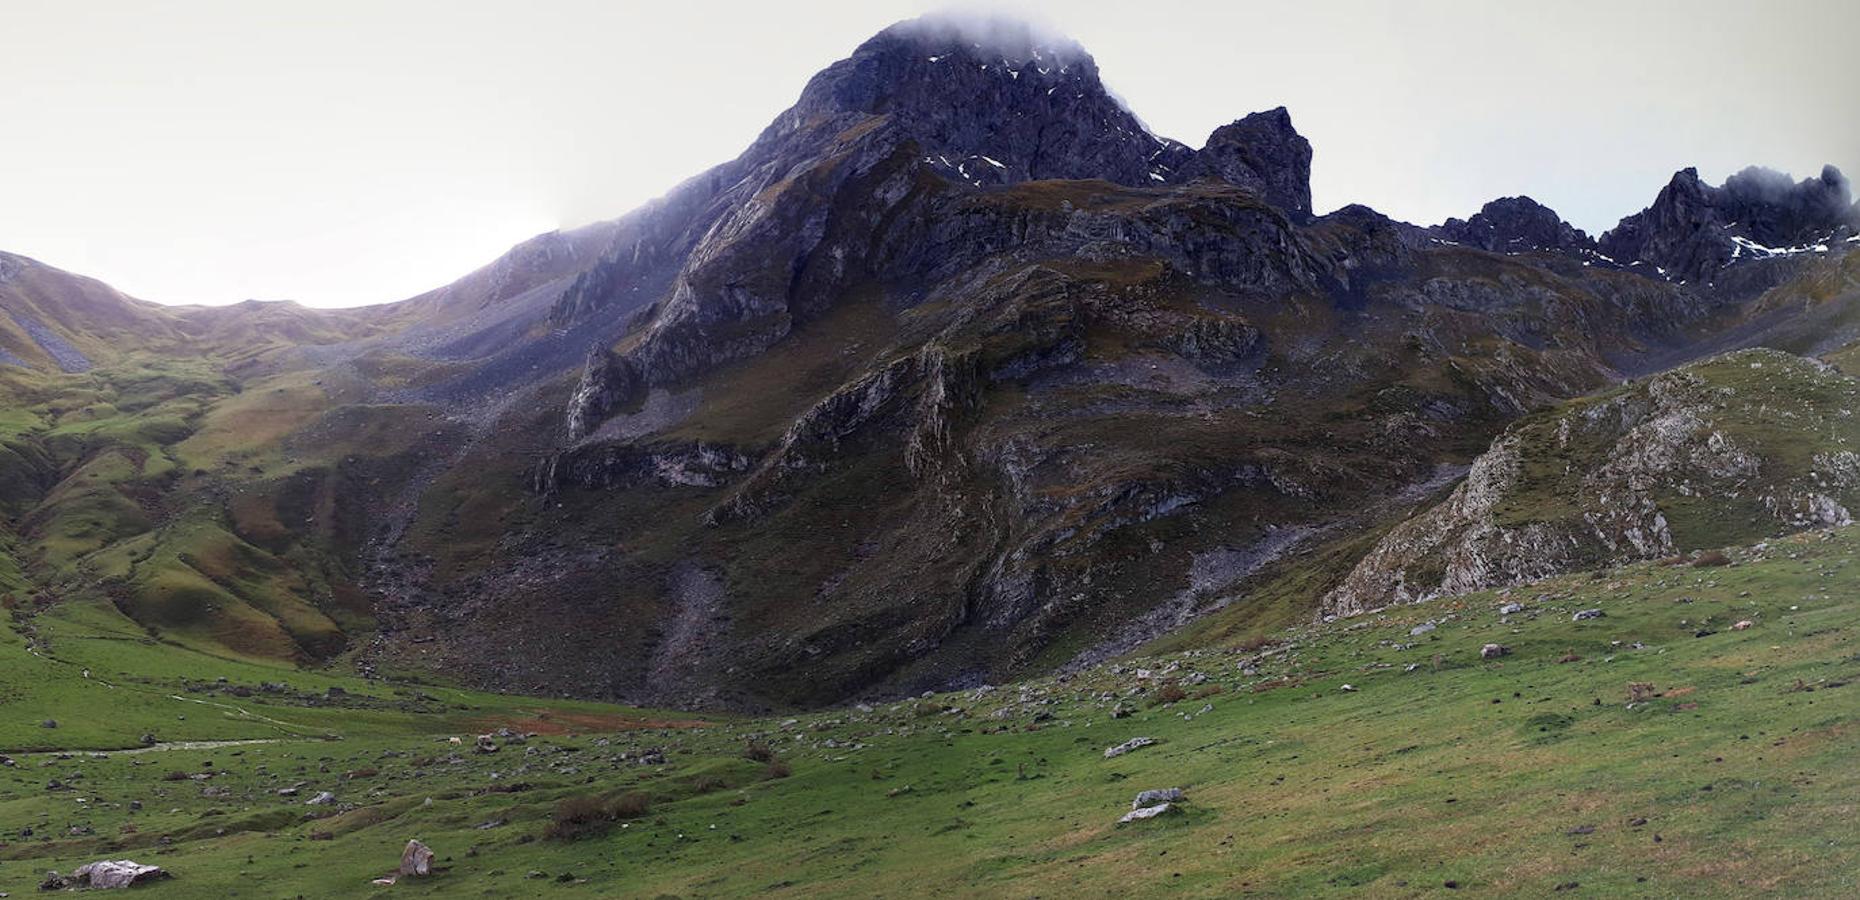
[1323,349,1860,616]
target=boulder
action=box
[70,860,169,889]
[1132,788,1184,808]
[305,791,337,805]
[1573,609,1606,621]
[399,839,435,877]
[1481,643,1511,659]
[1103,737,1156,759]
[1118,803,1174,824]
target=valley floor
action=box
[4,529,1858,897]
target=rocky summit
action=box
[3,11,1860,897]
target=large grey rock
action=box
[1132,788,1184,808]
[70,859,169,889]
[1118,803,1174,823]
[399,839,435,877]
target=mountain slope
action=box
[2,522,1856,896]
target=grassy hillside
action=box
[3,525,1856,896]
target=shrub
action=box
[763,760,792,780]
[545,791,652,841]
[1691,550,1730,567]
[1190,684,1225,700]
[690,775,727,794]
[743,741,775,763]
[545,795,614,841]
[1149,683,1188,707]
[610,791,652,819]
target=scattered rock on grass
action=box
[1481,644,1510,659]
[1573,609,1605,621]
[1104,737,1156,759]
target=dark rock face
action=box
[1599,165,1858,282]
[1172,108,1314,218]
[1433,196,1595,255]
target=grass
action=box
[1,524,1856,896]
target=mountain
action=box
[1430,196,1596,255]
[1,14,1858,712]
[1599,164,1858,283]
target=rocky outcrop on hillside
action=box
[1323,349,1860,616]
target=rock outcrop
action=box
[1324,349,1860,616]
[1173,107,1314,218]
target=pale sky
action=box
[2,0,1855,307]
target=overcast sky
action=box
[3,0,1855,307]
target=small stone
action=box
[1481,643,1510,659]
[305,791,337,805]
[1410,622,1436,636]
[1573,609,1605,621]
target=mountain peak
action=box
[773,14,1180,188]
[1176,107,1313,217]
[1432,195,1594,255]
[1601,163,1857,281]
[876,13,1091,67]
